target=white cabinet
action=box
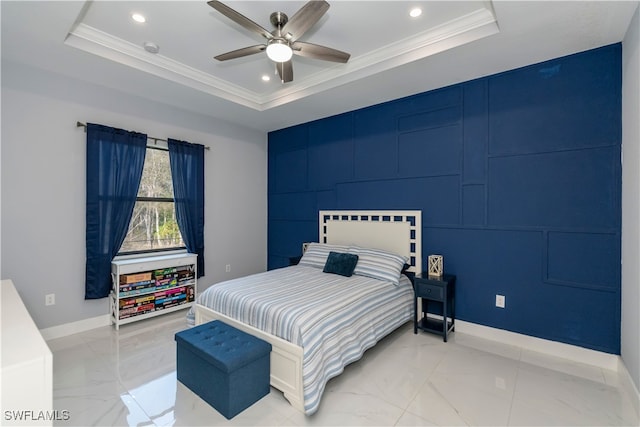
[110,253,197,329]
[1,279,53,426]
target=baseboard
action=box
[456,320,620,371]
[619,357,640,417]
[39,314,111,341]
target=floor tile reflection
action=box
[48,310,639,426]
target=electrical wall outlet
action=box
[45,293,55,306]
[225,264,231,273]
[495,294,505,308]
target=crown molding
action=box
[64,5,498,111]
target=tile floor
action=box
[48,309,639,426]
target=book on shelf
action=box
[155,297,188,311]
[121,272,152,284]
[167,286,185,295]
[119,294,155,309]
[177,278,195,287]
[154,287,179,298]
[119,302,155,319]
[120,287,154,297]
[177,269,195,278]
[176,264,195,273]
[154,267,177,280]
[155,293,186,306]
[156,276,178,287]
[119,280,155,291]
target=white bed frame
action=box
[194,210,422,412]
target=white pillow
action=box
[350,246,408,286]
[298,242,350,269]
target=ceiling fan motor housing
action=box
[270,12,289,29]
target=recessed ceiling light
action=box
[262,75,271,82]
[409,8,422,18]
[132,13,146,23]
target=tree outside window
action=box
[119,147,185,253]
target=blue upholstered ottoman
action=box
[175,320,272,419]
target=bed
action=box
[190,210,422,415]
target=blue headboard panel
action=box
[267,44,622,354]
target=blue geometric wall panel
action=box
[269,123,308,152]
[308,139,354,190]
[462,80,488,183]
[353,135,398,180]
[268,219,316,265]
[353,102,402,179]
[271,149,307,193]
[462,185,485,225]
[398,124,462,177]
[335,176,459,225]
[267,44,622,354]
[546,231,620,290]
[396,85,461,116]
[424,227,620,353]
[269,192,317,221]
[487,147,619,229]
[398,105,461,133]
[423,227,544,326]
[488,44,621,155]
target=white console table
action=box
[1,279,53,426]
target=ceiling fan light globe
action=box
[266,41,293,63]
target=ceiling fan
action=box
[207,0,350,83]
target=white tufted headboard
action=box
[319,210,422,274]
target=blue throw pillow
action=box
[323,252,359,277]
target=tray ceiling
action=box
[1,1,637,132]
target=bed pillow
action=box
[322,252,359,277]
[298,242,350,269]
[350,246,409,286]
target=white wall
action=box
[0,61,267,330]
[622,4,640,400]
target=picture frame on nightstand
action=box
[427,254,443,277]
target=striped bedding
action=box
[187,264,413,415]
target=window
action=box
[119,146,185,254]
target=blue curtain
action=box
[168,139,205,277]
[85,124,147,299]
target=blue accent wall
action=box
[268,44,622,354]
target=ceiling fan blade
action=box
[281,0,330,41]
[276,61,293,83]
[292,41,350,63]
[214,45,266,61]
[207,0,272,40]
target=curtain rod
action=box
[76,122,210,150]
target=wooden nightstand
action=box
[413,273,456,342]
